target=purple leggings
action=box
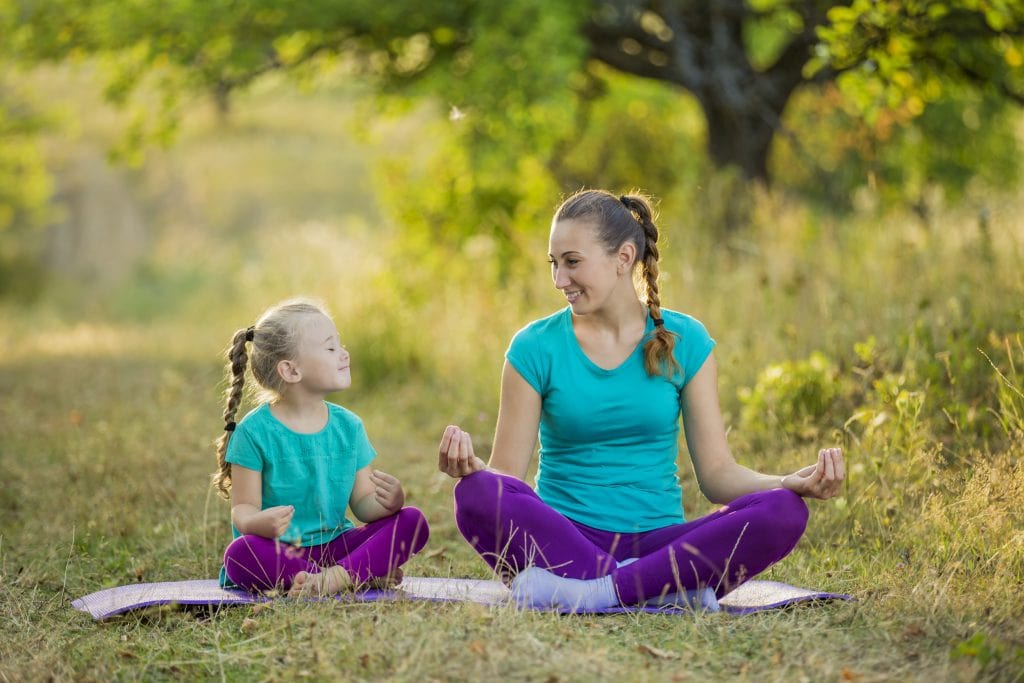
[454,471,808,605]
[223,507,429,592]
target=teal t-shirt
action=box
[506,307,715,533]
[219,402,376,585]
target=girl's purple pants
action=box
[223,506,429,591]
[454,471,808,605]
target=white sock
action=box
[510,567,619,612]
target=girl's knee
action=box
[396,506,430,549]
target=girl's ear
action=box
[617,241,637,275]
[277,359,302,384]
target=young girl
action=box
[213,298,429,596]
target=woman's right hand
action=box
[438,425,487,478]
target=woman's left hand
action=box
[781,447,845,500]
[371,469,405,513]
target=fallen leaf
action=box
[841,667,862,681]
[637,643,680,660]
[468,640,486,655]
[902,624,926,639]
[240,618,258,634]
[422,547,447,560]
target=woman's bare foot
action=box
[288,566,352,597]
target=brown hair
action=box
[554,189,680,379]
[211,298,329,498]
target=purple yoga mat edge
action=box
[71,578,854,620]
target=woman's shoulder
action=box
[661,308,712,338]
[512,307,569,341]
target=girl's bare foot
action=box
[288,566,352,597]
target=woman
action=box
[438,189,844,611]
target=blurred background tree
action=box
[1,0,1022,291]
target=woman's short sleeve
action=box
[672,313,716,386]
[505,323,548,396]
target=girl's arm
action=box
[230,464,295,538]
[681,353,845,503]
[350,467,405,522]
[438,360,541,480]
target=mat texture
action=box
[72,577,851,619]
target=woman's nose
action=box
[552,266,569,289]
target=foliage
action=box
[812,0,1024,123]
[738,351,846,441]
[3,0,1023,243]
[775,81,1022,212]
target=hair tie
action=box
[652,317,665,328]
[244,326,255,342]
[224,421,237,432]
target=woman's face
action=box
[548,218,632,315]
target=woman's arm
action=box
[681,353,845,503]
[230,464,295,538]
[349,467,405,522]
[438,360,541,480]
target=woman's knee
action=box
[761,488,809,541]
[453,470,501,520]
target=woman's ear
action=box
[617,241,637,275]
[277,359,302,384]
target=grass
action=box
[1,67,1023,682]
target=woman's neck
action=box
[573,291,648,339]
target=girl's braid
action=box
[212,327,252,499]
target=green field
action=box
[1,69,1023,682]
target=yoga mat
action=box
[72,577,851,620]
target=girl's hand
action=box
[370,469,405,513]
[438,425,487,478]
[256,505,295,538]
[781,447,845,500]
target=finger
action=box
[796,463,816,478]
[823,449,836,481]
[373,469,399,485]
[833,449,846,482]
[439,425,458,453]
[460,431,475,459]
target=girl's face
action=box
[292,313,351,394]
[548,218,633,315]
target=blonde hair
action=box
[554,189,680,379]
[211,298,330,498]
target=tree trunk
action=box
[583,0,823,184]
[702,98,775,183]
